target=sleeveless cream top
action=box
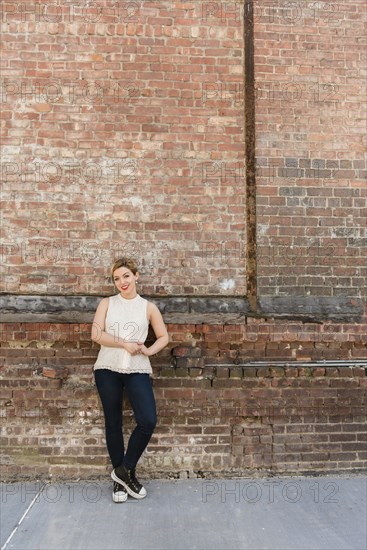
[93,293,152,374]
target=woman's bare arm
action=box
[138,302,169,356]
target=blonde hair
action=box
[111,257,139,281]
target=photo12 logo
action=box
[255,80,341,105]
[0,240,169,267]
[201,83,243,106]
[1,482,105,504]
[201,161,244,184]
[201,480,339,504]
[0,80,140,105]
[1,159,138,184]
[201,2,241,23]
[1,2,141,24]
[201,2,341,26]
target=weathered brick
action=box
[1,0,366,481]
[42,366,68,380]
[176,358,205,369]
[159,367,176,378]
[352,367,366,378]
[172,346,202,358]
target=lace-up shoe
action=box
[111,464,147,499]
[112,481,128,503]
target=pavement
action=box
[1,475,366,550]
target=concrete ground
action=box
[1,475,366,550]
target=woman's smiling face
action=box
[113,266,139,296]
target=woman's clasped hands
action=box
[123,341,151,356]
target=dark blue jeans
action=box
[94,369,157,470]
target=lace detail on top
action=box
[94,364,152,375]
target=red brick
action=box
[42,366,68,380]
[1,0,366,479]
[172,346,202,358]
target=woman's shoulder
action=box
[96,295,114,311]
[100,295,113,304]
[145,299,161,318]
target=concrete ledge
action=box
[0,295,251,323]
[0,294,365,323]
[258,295,365,323]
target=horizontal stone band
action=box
[0,295,364,323]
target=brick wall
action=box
[2,1,364,299]
[1,322,366,480]
[0,1,366,479]
[254,0,366,298]
[1,0,246,295]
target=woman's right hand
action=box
[122,342,143,355]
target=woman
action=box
[91,257,169,502]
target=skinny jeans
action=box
[94,369,157,469]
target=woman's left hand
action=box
[136,343,151,356]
